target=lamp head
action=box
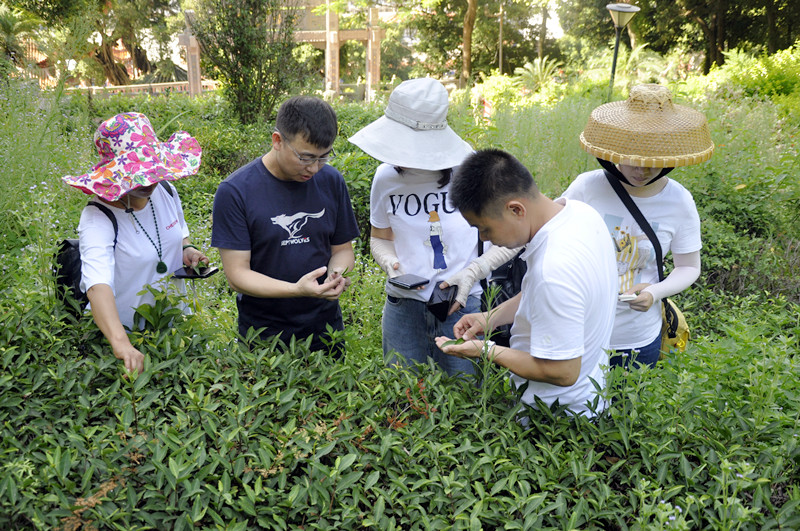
[606,3,640,28]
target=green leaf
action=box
[337,453,357,472]
[374,495,386,522]
[441,338,465,347]
[364,471,380,490]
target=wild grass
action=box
[1,72,800,529]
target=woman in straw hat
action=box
[62,112,208,375]
[562,84,713,369]
[349,78,518,377]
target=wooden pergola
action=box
[180,1,386,101]
[294,0,386,102]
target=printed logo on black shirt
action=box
[272,209,325,246]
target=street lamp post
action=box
[606,3,640,101]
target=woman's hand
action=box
[622,283,655,312]
[182,245,209,268]
[111,342,145,375]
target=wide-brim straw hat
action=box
[62,112,202,202]
[349,78,473,171]
[580,84,714,168]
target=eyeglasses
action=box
[275,129,336,166]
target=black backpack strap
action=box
[87,202,119,249]
[477,239,488,291]
[159,180,175,197]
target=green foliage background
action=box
[2,52,800,528]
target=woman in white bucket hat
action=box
[349,78,518,377]
[562,84,713,369]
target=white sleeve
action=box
[78,205,118,293]
[642,251,701,302]
[369,165,392,229]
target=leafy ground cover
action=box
[1,71,800,529]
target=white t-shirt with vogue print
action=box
[369,163,483,302]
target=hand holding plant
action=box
[111,340,145,376]
[182,245,209,270]
[452,311,492,340]
[435,336,486,359]
[329,266,354,288]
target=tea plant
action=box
[2,62,800,529]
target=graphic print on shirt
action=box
[271,209,325,246]
[604,214,655,293]
[423,211,448,270]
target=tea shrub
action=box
[2,67,800,529]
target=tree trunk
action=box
[95,39,130,85]
[538,5,547,60]
[121,36,152,76]
[626,24,638,51]
[714,0,726,66]
[693,15,714,74]
[765,0,777,54]
[460,0,477,88]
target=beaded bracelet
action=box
[182,244,198,251]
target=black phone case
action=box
[388,274,429,289]
[173,266,219,279]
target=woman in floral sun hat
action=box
[62,112,209,375]
[562,84,713,369]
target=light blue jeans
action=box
[382,294,481,377]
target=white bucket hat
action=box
[348,78,473,171]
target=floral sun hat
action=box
[62,112,202,201]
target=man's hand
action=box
[296,266,347,301]
[452,311,492,340]
[327,267,352,290]
[435,336,487,359]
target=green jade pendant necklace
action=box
[127,198,168,274]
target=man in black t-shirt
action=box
[211,96,360,353]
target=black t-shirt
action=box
[211,157,360,340]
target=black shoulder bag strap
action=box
[88,202,119,248]
[478,239,487,291]
[603,170,678,333]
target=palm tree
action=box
[0,4,41,66]
[513,55,564,93]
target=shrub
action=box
[4,69,800,530]
[191,0,309,124]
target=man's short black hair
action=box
[450,149,538,216]
[275,96,338,148]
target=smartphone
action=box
[618,293,637,302]
[388,273,430,290]
[173,265,219,279]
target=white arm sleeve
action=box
[443,245,522,306]
[369,237,402,278]
[642,251,701,302]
